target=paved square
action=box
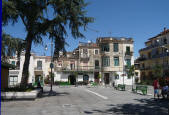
[1,86,168,115]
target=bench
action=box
[115,84,125,91]
[133,85,147,95]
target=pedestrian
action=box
[161,82,169,99]
[153,78,160,99]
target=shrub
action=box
[44,76,50,84]
[135,77,139,83]
[4,86,35,92]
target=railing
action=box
[125,51,133,56]
[137,57,147,61]
[80,57,90,61]
[139,44,159,52]
[55,66,96,72]
[139,43,168,52]
[9,70,20,75]
[34,67,42,70]
[95,66,100,69]
[152,52,169,59]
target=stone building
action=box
[8,37,135,86]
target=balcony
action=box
[55,66,94,73]
[125,51,133,56]
[152,52,169,59]
[34,67,42,71]
[95,66,100,69]
[80,56,90,61]
[139,44,159,52]
[137,57,147,61]
[9,70,20,75]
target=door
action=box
[104,73,110,84]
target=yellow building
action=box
[138,28,169,80]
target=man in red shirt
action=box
[153,78,160,99]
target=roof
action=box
[78,42,99,48]
[148,28,169,41]
[96,37,133,43]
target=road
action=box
[1,86,168,115]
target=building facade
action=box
[8,37,135,86]
[138,28,169,80]
[9,52,51,86]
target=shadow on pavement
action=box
[41,90,70,98]
[84,98,168,115]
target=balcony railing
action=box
[34,67,42,70]
[125,51,133,56]
[80,57,90,61]
[55,66,96,72]
[95,66,100,69]
[137,57,147,61]
[152,52,169,59]
[139,43,168,52]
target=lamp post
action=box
[45,39,54,92]
[73,49,79,86]
[122,44,125,85]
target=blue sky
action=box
[3,0,169,58]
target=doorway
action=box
[104,73,110,84]
[94,72,99,83]
[83,74,89,85]
[68,75,76,85]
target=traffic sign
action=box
[50,63,54,68]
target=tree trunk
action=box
[20,32,33,88]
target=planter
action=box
[1,89,42,100]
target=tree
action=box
[127,65,135,89]
[2,31,25,64]
[3,0,93,87]
[152,65,162,79]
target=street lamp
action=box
[45,39,54,92]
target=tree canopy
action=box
[2,31,25,63]
[2,0,93,87]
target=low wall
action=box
[1,89,42,100]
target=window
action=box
[148,52,151,59]
[126,59,131,67]
[9,76,18,86]
[126,46,130,55]
[37,61,42,70]
[102,56,110,67]
[114,57,119,66]
[163,38,167,44]
[113,43,119,52]
[115,74,119,79]
[101,44,109,52]
[95,60,99,69]
[70,64,75,70]
[83,49,88,57]
[11,61,15,65]
[83,49,88,54]
[95,50,99,54]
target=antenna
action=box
[108,31,112,37]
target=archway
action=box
[83,74,89,85]
[68,75,76,85]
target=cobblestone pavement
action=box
[1,86,168,115]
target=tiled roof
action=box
[148,29,169,40]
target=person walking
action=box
[153,78,160,99]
